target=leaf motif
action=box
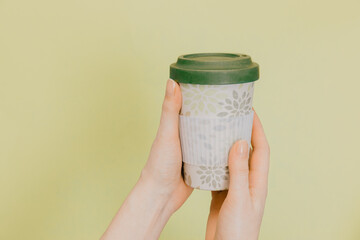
[217,112,228,117]
[200,175,206,179]
[233,100,239,108]
[194,95,201,100]
[196,170,203,174]
[232,90,238,99]
[191,103,196,110]
[184,100,192,105]
[225,98,232,104]
[215,170,223,175]
[240,101,245,109]
[184,92,194,97]
[200,166,207,170]
[246,97,251,104]
[206,175,211,183]
[212,180,217,188]
[225,106,232,110]
[240,92,245,99]
[188,175,192,186]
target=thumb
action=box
[228,140,250,194]
[155,79,182,142]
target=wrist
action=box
[139,166,175,197]
[137,172,174,215]
[105,175,174,240]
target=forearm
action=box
[101,176,173,240]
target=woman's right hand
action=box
[205,110,270,240]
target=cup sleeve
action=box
[179,111,254,190]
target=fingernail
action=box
[166,79,176,97]
[237,140,248,157]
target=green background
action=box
[1,0,360,239]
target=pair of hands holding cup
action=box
[102,79,270,240]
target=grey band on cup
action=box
[179,110,254,167]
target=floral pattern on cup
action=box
[217,88,253,117]
[197,166,229,189]
[180,84,227,116]
[179,82,254,117]
[183,163,230,190]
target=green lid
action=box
[170,53,259,85]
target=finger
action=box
[249,110,270,200]
[251,109,270,154]
[155,79,182,142]
[206,191,227,240]
[228,140,250,194]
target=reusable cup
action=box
[170,53,259,191]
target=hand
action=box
[141,78,193,212]
[205,110,270,240]
[101,79,192,240]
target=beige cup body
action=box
[179,82,255,190]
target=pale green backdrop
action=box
[1,0,360,239]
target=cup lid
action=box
[170,53,259,85]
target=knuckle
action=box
[237,168,250,177]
